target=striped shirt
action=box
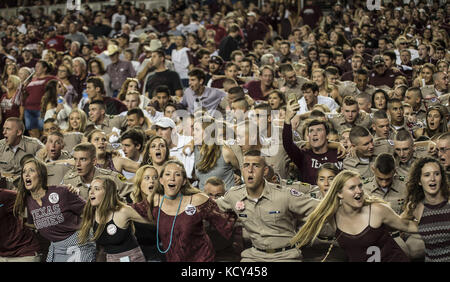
[418,200,450,262]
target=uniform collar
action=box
[241,180,274,202]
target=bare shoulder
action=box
[192,192,210,206]
[413,202,425,221]
[371,202,393,216]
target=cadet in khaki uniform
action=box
[216,150,322,262]
[361,153,411,257]
[329,96,372,135]
[344,126,396,181]
[63,132,84,154]
[393,129,432,180]
[62,143,132,201]
[0,118,43,188]
[87,100,126,135]
[278,63,309,101]
[36,132,72,162]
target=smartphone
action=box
[288,92,297,103]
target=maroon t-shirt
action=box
[283,123,343,185]
[243,80,275,101]
[0,189,40,257]
[26,186,86,242]
[369,68,397,88]
[24,75,57,110]
[44,35,66,52]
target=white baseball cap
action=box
[151,117,176,130]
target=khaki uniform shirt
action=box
[0,136,43,176]
[343,156,373,181]
[395,148,428,180]
[279,76,310,101]
[87,115,127,135]
[46,162,74,186]
[281,179,323,200]
[216,180,319,251]
[62,167,132,200]
[227,127,291,179]
[329,111,372,135]
[339,81,376,98]
[63,132,84,154]
[362,175,407,215]
[373,137,394,155]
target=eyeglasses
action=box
[400,42,408,45]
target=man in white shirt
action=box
[296,82,339,115]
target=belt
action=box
[254,245,295,254]
[390,231,401,238]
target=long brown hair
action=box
[141,136,170,167]
[195,117,221,172]
[13,157,48,217]
[78,176,126,244]
[147,160,201,221]
[404,157,449,218]
[40,79,59,118]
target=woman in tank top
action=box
[291,170,419,262]
[404,157,450,262]
[193,117,240,191]
[78,176,151,262]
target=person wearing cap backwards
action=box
[44,26,65,52]
[369,55,398,89]
[105,44,136,98]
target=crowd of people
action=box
[0,0,449,262]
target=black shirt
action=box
[144,69,183,98]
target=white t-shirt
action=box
[297,95,339,115]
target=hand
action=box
[337,142,347,159]
[56,103,64,113]
[285,99,300,123]
[64,184,80,196]
[291,114,301,130]
[428,141,437,154]
[146,105,156,116]
[182,142,194,155]
[234,173,242,185]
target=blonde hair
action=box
[131,165,159,203]
[67,108,87,132]
[291,170,386,249]
[147,160,201,221]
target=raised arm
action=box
[375,203,419,234]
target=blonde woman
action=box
[132,160,237,262]
[193,116,240,190]
[291,170,418,262]
[311,68,342,104]
[63,108,88,153]
[130,165,164,261]
[78,176,150,262]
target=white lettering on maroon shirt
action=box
[30,204,64,229]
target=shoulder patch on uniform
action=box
[398,175,405,182]
[117,173,127,182]
[290,188,302,197]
